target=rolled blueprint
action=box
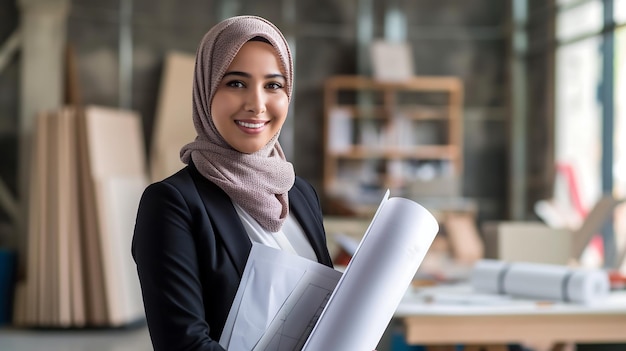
[470,259,610,304]
[302,192,439,351]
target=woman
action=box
[132,15,333,351]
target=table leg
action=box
[425,346,457,351]
[551,342,575,351]
[464,345,509,351]
[521,341,576,351]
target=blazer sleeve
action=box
[132,181,226,351]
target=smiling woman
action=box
[131,16,333,351]
[211,39,289,154]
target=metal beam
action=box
[509,0,529,220]
[0,178,18,224]
[280,0,296,162]
[0,30,21,74]
[118,0,133,110]
[356,0,374,76]
[0,32,18,221]
[601,0,616,268]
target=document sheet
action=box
[220,190,440,351]
[219,244,342,350]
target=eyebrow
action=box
[222,71,286,80]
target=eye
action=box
[225,80,245,88]
[266,82,284,90]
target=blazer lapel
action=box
[188,164,251,277]
[189,162,331,273]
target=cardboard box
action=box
[483,221,573,265]
[483,195,624,266]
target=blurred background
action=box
[0,0,625,350]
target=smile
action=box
[236,120,267,129]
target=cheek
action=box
[210,93,241,132]
[269,94,290,120]
[210,92,231,118]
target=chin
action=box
[234,144,264,154]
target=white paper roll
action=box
[302,196,439,351]
[470,259,610,304]
[469,259,508,294]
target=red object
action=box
[608,270,626,289]
[333,248,352,266]
[556,163,604,257]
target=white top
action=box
[233,203,318,262]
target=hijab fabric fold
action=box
[180,15,295,232]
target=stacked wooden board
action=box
[150,51,196,182]
[13,106,148,327]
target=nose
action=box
[244,86,266,115]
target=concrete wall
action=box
[1,0,510,224]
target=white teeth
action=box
[236,121,265,129]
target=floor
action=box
[0,324,391,350]
[0,324,152,351]
[0,324,389,350]
[2,324,623,351]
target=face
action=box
[211,40,289,154]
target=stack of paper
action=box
[13,106,147,327]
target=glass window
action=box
[556,0,603,42]
[555,36,603,214]
[616,27,626,198]
[615,26,626,271]
[555,0,626,269]
[615,0,626,24]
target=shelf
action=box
[329,106,389,119]
[325,75,463,92]
[323,75,464,214]
[331,105,451,120]
[398,106,451,120]
[329,145,458,160]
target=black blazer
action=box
[132,163,333,351]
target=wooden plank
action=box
[52,109,72,326]
[571,195,623,259]
[23,112,50,325]
[404,314,626,345]
[92,176,146,326]
[150,51,196,182]
[326,75,462,92]
[42,110,56,326]
[443,212,483,264]
[58,107,85,326]
[82,106,147,326]
[76,107,108,325]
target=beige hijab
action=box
[180,15,295,232]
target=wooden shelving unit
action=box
[323,75,464,215]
